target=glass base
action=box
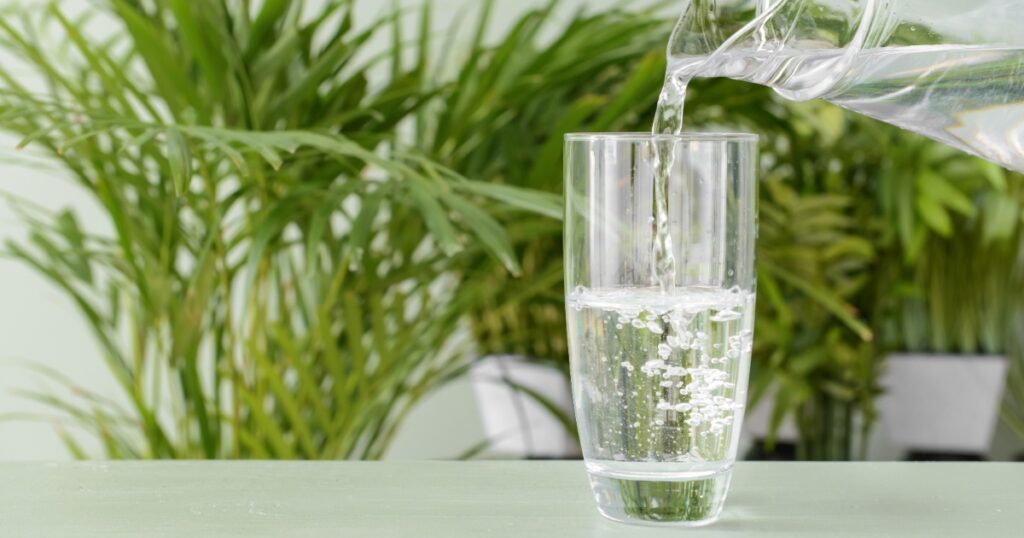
[588,469,731,526]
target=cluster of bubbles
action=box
[587,288,753,439]
[568,286,756,468]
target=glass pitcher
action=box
[667,0,1024,172]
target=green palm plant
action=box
[422,0,671,365]
[416,0,889,458]
[878,141,1024,355]
[880,146,1024,447]
[417,0,1024,458]
[5,0,1020,462]
[695,83,1023,459]
[885,144,1024,454]
[408,0,884,458]
[708,96,883,460]
[0,0,550,459]
[425,0,1023,455]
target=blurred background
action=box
[1,0,1022,463]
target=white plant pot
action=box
[878,353,1009,454]
[742,386,800,444]
[470,355,580,459]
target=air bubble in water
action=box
[711,309,742,322]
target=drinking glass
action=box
[564,133,758,526]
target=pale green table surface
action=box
[1,461,1021,537]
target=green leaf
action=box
[981,194,1020,244]
[57,428,89,460]
[441,191,522,276]
[590,51,663,131]
[455,438,493,461]
[47,5,139,119]
[905,223,928,263]
[406,177,462,256]
[15,122,63,150]
[345,186,387,265]
[761,260,874,342]
[915,194,952,237]
[111,0,201,116]
[789,347,829,375]
[819,380,857,401]
[238,388,296,459]
[117,129,159,154]
[500,377,578,439]
[917,171,976,217]
[456,181,563,220]
[979,161,1007,191]
[165,127,193,196]
[821,236,875,261]
[55,210,92,283]
[249,346,318,459]
[270,24,377,113]
[246,0,290,56]
[186,129,250,175]
[167,0,228,100]
[524,94,606,189]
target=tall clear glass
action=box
[564,133,758,526]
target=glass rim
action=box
[565,131,758,143]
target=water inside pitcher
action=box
[668,0,1024,172]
